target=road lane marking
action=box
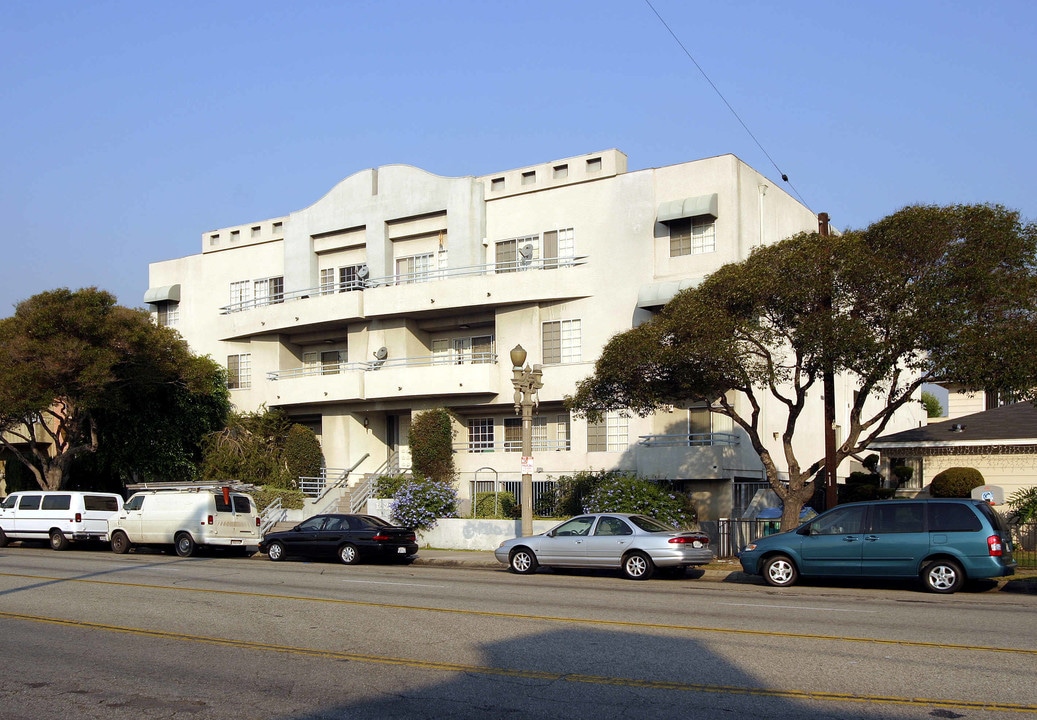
[1,571,1033,656]
[0,609,1034,715]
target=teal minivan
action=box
[738,499,1016,593]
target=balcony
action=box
[266,354,502,406]
[635,432,742,480]
[216,257,589,336]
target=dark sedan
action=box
[259,514,418,565]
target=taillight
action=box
[75,512,82,523]
[255,517,261,527]
[987,535,1003,557]
[669,536,708,548]
[207,515,214,525]
[372,533,390,542]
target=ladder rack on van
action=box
[125,482,258,493]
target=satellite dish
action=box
[373,346,388,361]
[519,243,534,260]
[356,264,370,279]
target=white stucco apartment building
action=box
[146,149,924,520]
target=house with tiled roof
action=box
[869,402,1037,501]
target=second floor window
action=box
[156,302,179,327]
[229,280,251,309]
[543,319,581,364]
[588,411,629,452]
[542,228,575,268]
[669,217,716,257]
[396,253,434,284]
[227,353,252,390]
[468,418,494,452]
[254,276,284,306]
[495,235,538,273]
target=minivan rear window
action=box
[41,495,72,510]
[929,503,982,532]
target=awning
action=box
[636,278,702,309]
[657,193,718,223]
[143,284,181,304]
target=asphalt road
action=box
[0,544,1034,719]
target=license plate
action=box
[397,547,406,554]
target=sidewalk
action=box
[412,548,1037,594]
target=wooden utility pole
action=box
[819,212,838,510]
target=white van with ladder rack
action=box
[107,484,260,557]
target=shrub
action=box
[1007,486,1037,523]
[390,480,458,531]
[840,471,881,503]
[252,486,306,512]
[409,408,456,483]
[582,473,693,528]
[283,424,324,480]
[473,491,517,519]
[930,467,985,498]
[553,470,605,517]
[373,474,410,499]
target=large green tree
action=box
[0,288,229,490]
[568,204,1037,528]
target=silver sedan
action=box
[494,513,713,580]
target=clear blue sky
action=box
[2,1,1034,317]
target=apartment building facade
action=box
[146,150,922,520]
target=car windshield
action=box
[628,515,674,533]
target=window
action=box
[810,505,866,535]
[18,495,41,510]
[542,319,581,364]
[468,418,494,452]
[504,417,522,452]
[251,226,261,238]
[929,503,982,533]
[272,221,283,235]
[229,280,251,309]
[84,495,119,512]
[396,253,433,284]
[209,234,219,247]
[586,157,602,172]
[320,268,336,295]
[157,302,180,327]
[41,495,71,510]
[254,276,284,306]
[588,411,628,452]
[322,265,365,294]
[521,171,536,185]
[230,230,240,242]
[227,353,252,389]
[870,504,924,534]
[125,495,144,511]
[542,228,575,268]
[495,235,538,273]
[669,216,717,257]
[553,164,568,179]
[432,335,494,364]
[490,177,505,192]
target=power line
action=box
[643,0,812,211]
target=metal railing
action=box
[454,439,571,454]
[259,496,286,536]
[220,255,588,314]
[267,353,499,381]
[637,432,740,447]
[469,478,558,518]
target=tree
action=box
[408,408,455,483]
[200,407,297,487]
[568,204,1037,529]
[0,288,230,490]
[921,391,944,418]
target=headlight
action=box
[743,543,757,552]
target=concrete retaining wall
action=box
[416,517,558,550]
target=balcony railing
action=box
[220,256,588,314]
[637,432,740,447]
[266,353,498,381]
[454,439,571,454]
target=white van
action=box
[0,491,124,550]
[107,487,260,557]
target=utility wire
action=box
[644,0,812,212]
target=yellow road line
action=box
[0,609,1034,714]
[1,570,1034,658]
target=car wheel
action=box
[509,547,539,574]
[339,543,360,565]
[762,554,798,587]
[110,531,132,554]
[922,559,964,594]
[174,532,196,558]
[266,541,286,561]
[49,530,70,551]
[622,551,655,580]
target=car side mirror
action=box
[797,525,812,536]
[546,530,555,537]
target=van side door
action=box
[799,505,868,576]
[861,502,926,576]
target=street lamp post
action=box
[510,344,543,537]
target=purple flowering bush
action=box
[390,479,458,531]
[583,473,693,528]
